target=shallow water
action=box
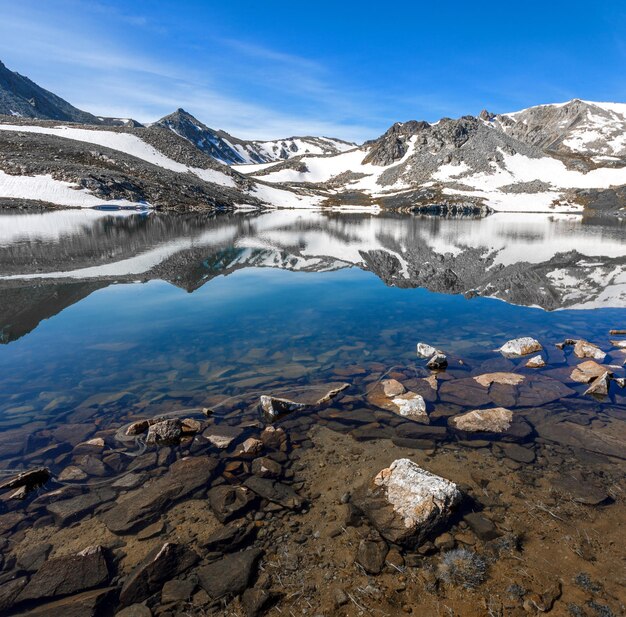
[0,209,624,616]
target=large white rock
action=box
[416,342,439,358]
[391,392,427,420]
[498,337,542,357]
[354,459,461,546]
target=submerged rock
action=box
[570,360,611,384]
[196,548,263,600]
[204,425,243,449]
[17,545,110,603]
[525,355,546,368]
[574,340,607,361]
[353,458,461,546]
[260,382,349,420]
[382,378,406,397]
[449,407,513,433]
[120,542,199,606]
[0,467,50,499]
[146,418,183,445]
[498,337,542,357]
[584,372,611,397]
[208,485,255,523]
[473,372,525,387]
[368,385,429,423]
[244,476,304,510]
[427,353,448,370]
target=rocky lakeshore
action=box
[0,332,624,617]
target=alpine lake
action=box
[0,207,624,617]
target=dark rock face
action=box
[0,576,28,612]
[0,60,100,123]
[17,545,110,603]
[196,549,263,600]
[119,542,199,606]
[13,587,118,617]
[201,520,256,552]
[101,456,218,533]
[463,513,501,541]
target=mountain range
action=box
[0,59,624,215]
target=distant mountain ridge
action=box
[153,108,356,164]
[0,58,625,214]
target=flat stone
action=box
[208,485,255,523]
[0,467,50,496]
[233,438,263,459]
[116,605,152,617]
[571,361,611,384]
[382,379,406,397]
[356,539,388,574]
[352,459,461,547]
[463,513,501,541]
[17,543,52,572]
[260,383,349,420]
[241,588,279,617]
[47,493,101,525]
[450,408,513,433]
[201,520,256,553]
[551,472,608,505]
[203,425,243,449]
[161,579,195,603]
[367,386,429,423]
[535,418,626,459]
[251,456,281,479]
[101,456,218,533]
[17,546,110,603]
[498,337,542,357]
[196,549,263,600]
[58,466,88,482]
[14,587,117,617]
[500,443,535,463]
[574,340,606,361]
[120,543,199,606]
[474,372,525,387]
[243,476,304,510]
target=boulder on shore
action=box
[352,459,461,547]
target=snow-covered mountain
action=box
[487,99,626,159]
[236,102,626,214]
[153,108,355,165]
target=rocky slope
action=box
[0,118,320,210]
[0,60,141,127]
[239,103,626,215]
[154,108,355,165]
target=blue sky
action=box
[1,1,624,142]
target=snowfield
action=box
[0,170,147,209]
[0,124,236,188]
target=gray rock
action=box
[145,419,182,446]
[0,576,28,612]
[120,543,199,606]
[101,456,218,533]
[243,476,304,510]
[208,485,255,523]
[196,549,263,600]
[463,513,501,541]
[161,578,195,603]
[251,456,282,479]
[201,520,256,553]
[241,588,279,617]
[356,539,388,574]
[17,545,110,603]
